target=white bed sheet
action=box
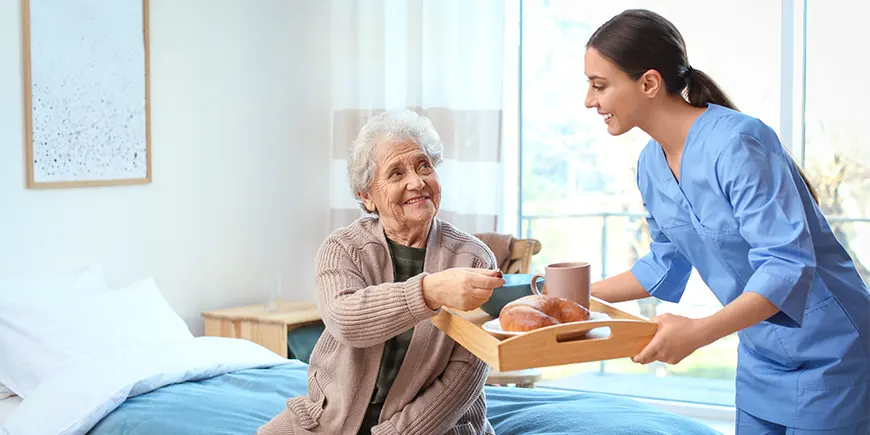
[0,396,21,425]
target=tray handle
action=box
[505,318,658,345]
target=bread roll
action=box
[498,294,590,332]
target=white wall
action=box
[0,1,332,334]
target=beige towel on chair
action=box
[474,232,515,273]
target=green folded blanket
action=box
[286,322,325,364]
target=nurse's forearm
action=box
[698,291,781,345]
[591,271,651,303]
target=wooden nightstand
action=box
[201,300,322,358]
[202,301,541,387]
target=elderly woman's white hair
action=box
[347,109,445,212]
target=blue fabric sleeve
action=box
[715,133,816,327]
[630,206,694,303]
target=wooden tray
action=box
[431,297,657,372]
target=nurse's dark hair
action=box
[587,9,820,204]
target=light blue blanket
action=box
[90,363,721,434]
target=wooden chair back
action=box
[504,238,542,274]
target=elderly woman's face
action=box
[360,138,441,230]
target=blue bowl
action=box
[480,273,544,318]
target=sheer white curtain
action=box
[328,0,506,234]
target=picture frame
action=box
[20,0,151,189]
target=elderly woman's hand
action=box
[421,268,505,311]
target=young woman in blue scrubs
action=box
[584,9,869,434]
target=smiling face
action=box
[359,138,441,235]
[584,47,653,136]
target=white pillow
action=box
[0,276,193,398]
[0,263,108,398]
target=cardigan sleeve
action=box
[314,236,438,348]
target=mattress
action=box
[87,363,721,435]
[0,396,21,424]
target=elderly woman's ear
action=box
[357,191,376,213]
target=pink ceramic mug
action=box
[530,262,591,309]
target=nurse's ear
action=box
[638,69,663,99]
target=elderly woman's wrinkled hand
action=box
[421,268,505,311]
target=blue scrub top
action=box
[631,104,870,429]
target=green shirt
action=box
[359,238,426,434]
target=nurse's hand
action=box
[632,313,710,365]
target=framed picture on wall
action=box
[20,0,151,189]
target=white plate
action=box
[482,312,611,338]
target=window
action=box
[517,0,784,408]
[804,0,870,285]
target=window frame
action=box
[780,0,808,166]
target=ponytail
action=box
[685,68,820,205]
[684,67,738,111]
[786,149,821,205]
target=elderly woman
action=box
[259,109,505,435]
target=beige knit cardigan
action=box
[258,216,497,435]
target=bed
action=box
[0,267,723,435]
[0,336,721,435]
